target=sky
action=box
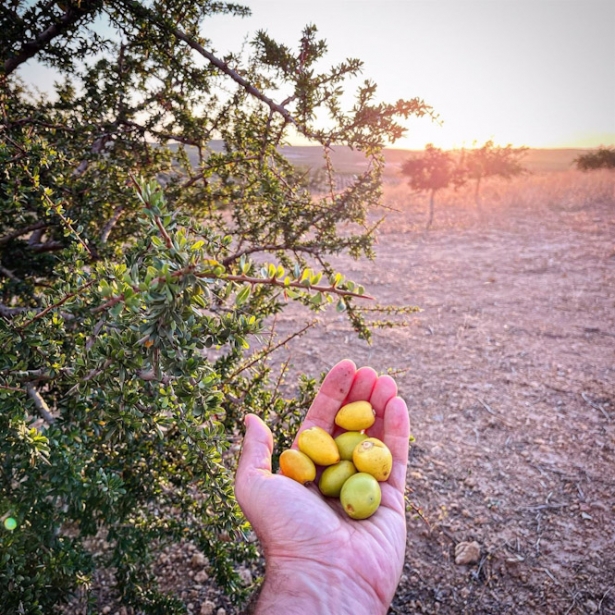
[21,0,615,150]
[203,0,615,149]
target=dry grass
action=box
[379,169,614,233]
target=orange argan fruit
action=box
[279,449,316,484]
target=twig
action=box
[0,384,24,392]
[25,383,55,425]
[18,280,94,330]
[581,392,611,421]
[223,273,374,300]
[229,320,316,379]
[405,497,430,527]
[154,216,173,249]
[67,358,113,395]
[543,568,590,615]
[475,396,513,427]
[517,503,568,512]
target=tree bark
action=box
[427,189,435,229]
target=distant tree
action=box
[574,146,615,171]
[461,140,528,211]
[401,144,465,228]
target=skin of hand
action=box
[235,359,411,615]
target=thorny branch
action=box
[18,280,94,330]
[92,265,372,314]
[3,2,101,77]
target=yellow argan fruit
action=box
[318,460,357,497]
[335,400,375,431]
[335,431,368,461]
[298,426,340,466]
[353,437,393,482]
[340,472,381,519]
[279,449,316,484]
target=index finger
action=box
[292,359,356,444]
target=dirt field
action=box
[261,169,615,614]
[65,167,615,615]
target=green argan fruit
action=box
[340,472,381,520]
[318,460,357,497]
[335,401,375,431]
[298,426,340,466]
[335,431,368,461]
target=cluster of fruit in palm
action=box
[279,401,393,519]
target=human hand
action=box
[235,359,410,615]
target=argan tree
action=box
[0,1,432,612]
[401,144,464,228]
[462,140,528,211]
[574,146,615,171]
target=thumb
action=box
[235,414,274,506]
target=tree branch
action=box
[3,3,100,78]
[0,221,49,246]
[0,265,21,282]
[0,304,30,317]
[25,383,56,425]
[118,0,316,140]
[18,280,94,330]
[92,265,373,313]
[100,206,125,244]
[222,244,319,267]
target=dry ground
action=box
[68,168,615,615]
[256,169,615,614]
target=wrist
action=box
[252,557,390,615]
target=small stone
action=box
[216,610,226,615]
[455,541,481,565]
[585,600,598,613]
[191,552,208,568]
[200,601,215,615]
[102,608,112,615]
[237,567,253,585]
[195,570,209,583]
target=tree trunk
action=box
[427,189,435,229]
[474,176,483,216]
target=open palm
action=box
[235,360,410,614]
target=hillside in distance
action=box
[281,145,589,175]
[197,141,589,176]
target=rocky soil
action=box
[65,169,615,615]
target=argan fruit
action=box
[298,426,340,466]
[319,460,357,497]
[340,472,381,519]
[279,449,316,484]
[352,437,393,482]
[335,431,368,461]
[335,400,375,431]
